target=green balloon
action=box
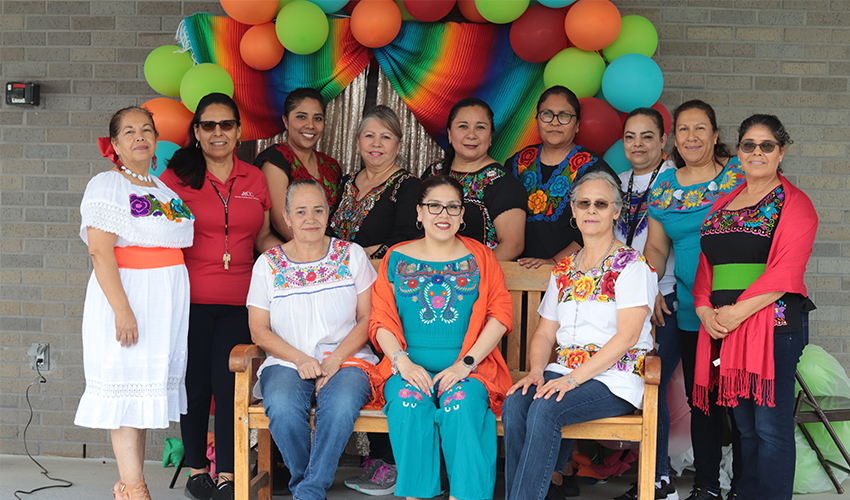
[144,45,194,97]
[276,0,329,55]
[475,0,529,24]
[602,15,658,62]
[179,63,234,113]
[543,48,606,98]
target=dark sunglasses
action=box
[420,203,463,216]
[538,109,576,125]
[198,119,238,132]
[574,200,612,210]
[738,141,778,154]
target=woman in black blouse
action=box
[422,98,526,260]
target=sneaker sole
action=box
[353,484,396,496]
[184,487,211,500]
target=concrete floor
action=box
[1,453,847,500]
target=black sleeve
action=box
[483,164,527,221]
[384,173,423,248]
[253,144,293,179]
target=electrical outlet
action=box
[26,342,50,371]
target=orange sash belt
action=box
[114,246,184,269]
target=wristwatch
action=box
[462,355,477,372]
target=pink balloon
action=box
[574,97,621,155]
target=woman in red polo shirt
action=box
[160,93,280,500]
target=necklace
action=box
[210,179,235,270]
[421,236,457,262]
[452,155,487,177]
[570,237,617,341]
[623,161,662,245]
[119,164,152,183]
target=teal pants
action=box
[383,374,496,500]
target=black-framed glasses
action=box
[420,203,463,216]
[574,200,612,210]
[538,109,575,125]
[198,119,239,132]
[738,141,778,154]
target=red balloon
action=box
[575,97,621,156]
[564,0,622,51]
[458,0,487,23]
[651,101,672,136]
[344,0,362,14]
[510,5,568,63]
[220,0,278,25]
[141,98,193,147]
[240,22,284,71]
[351,0,402,48]
[404,0,455,22]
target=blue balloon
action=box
[604,139,630,176]
[538,0,576,7]
[312,0,348,13]
[601,53,664,113]
[151,140,180,177]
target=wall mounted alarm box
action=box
[5,82,40,106]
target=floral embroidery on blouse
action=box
[648,159,745,212]
[701,186,784,238]
[330,169,413,241]
[512,144,599,221]
[394,257,479,324]
[556,343,647,378]
[265,238,352,290]
[429,160,503,248]
[276,143,341,207]
[553,247,647,303]
[616,188,651,239]
[774,299,788,327]
[129,193,193,222]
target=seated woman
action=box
[330,105,421,260]
[246,179,380,500]
[370,175,513,500]
[502,171,658,500]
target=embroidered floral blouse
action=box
[538,247,657,408]
[254,142,342,209]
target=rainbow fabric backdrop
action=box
[179,14,545,162]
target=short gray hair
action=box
[571,171,624,213]
[285,179,328,215]
[357,105,403,142]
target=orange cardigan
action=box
[369,236,514,416]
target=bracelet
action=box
[565,373,580,389]
[391,350,409,375]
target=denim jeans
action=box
[732,313,807,500]
[503,372,636,500]
[655,292,681,479]
[259,365,370,500]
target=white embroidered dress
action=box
[74,171,194,429]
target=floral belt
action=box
[555,343,647,378]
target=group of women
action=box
[75,82,816,500]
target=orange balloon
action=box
[564,0,621,51]
[240,22,284,70]
[141,98,193,147]
[458,0,487,23]
[350,0,402,48]
[220,0,278,25]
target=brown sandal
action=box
[112,481,126,500]
[123,480,151,500]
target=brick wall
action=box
[1,0,848,458]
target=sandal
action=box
[112,481,127,500]
[123,480,151,500]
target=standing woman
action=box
[693,115,817,500]
[422,98,526,260]
[643,100,745,500]
[507,85,617,268]
[76,107,194,500]
[256,87,342,240]
[160,93,280,500]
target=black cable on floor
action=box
[13,364,73,500]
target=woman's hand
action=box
[433,363,472,394]
[534,375,574,402]
[696,306,729,339]
[114,307,139,347]
[295,355,326,380]
[396,356,433,396]
[714,305,746,332]
[651,292,671,326]
[507,370,545,396]
[315,355,343,393]
[517,257,555,269]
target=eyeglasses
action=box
[420,203,463,216]
[574,200,612,210]
[538,109,576,125]
[738,141,779,154]
[198,120,238,132]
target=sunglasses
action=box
[538,109,576,125]
[420,203,463,216]
[197,120,238,132]
[574,200,612,210]
[738,141,779,154]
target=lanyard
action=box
[624,162,662,246]
[210,178,235,269]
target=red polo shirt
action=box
[160,158,271,305]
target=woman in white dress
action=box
[75,107,194,500]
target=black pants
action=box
[181,303,252,474]
[680,329,743,492]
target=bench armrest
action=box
[230,344,267,373]
[644,355,661,386]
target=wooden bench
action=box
[230,261,660,500]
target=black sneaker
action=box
[613,479,678,500]
[185,473,215,500]
[683,486,719,500]
[210,479,234,500]
[546,474,580,500]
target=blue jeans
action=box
[259,365,370,500]
[731,313,807,500]
[503,372,636,500]
[655,292,681,479]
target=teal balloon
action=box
[276,1,329,55]
[144,45,193,97]
[151,140,180,177]
[601,53,663,113]
[604,139,630,175]
[475,0,529,24]
[312,0,348,13]
[543,48,606,98]
[603,15,658,62]
[538,0,575,6]
[179,63,234,113]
